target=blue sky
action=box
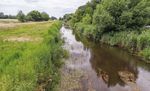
[0,0,90,18]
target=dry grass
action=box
[0,21,51,30]
[0,19,19,23]
[0,21,53,42]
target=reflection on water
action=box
[61,26,150,91]
[90,44,139,90]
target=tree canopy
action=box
[26,10,43,21]
[66,0,150,40]
[16,10,51,22]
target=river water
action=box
[59,26,150,91]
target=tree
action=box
[50,16,57,20]
[17,11,26,22]
[91,0,101,9]
[63,14,73,22]
[0,12,4,19]
[26,10,42,21]
[93,0,150,32]
[67,0,150,40]
[93,4,114,38]
[41,12,49,21]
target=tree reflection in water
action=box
[90,44,139,87]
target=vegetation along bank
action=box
[63,0,150,62]
[0,21,66,91]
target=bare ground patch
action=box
[3,36,42,42]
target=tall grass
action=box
[100,28,150,61]
[0,21,65,91]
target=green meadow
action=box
[0,21,65,91]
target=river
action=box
[58,26,150,91]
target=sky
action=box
[0,0,90,18]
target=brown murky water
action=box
[59,26,150,91]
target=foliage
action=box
[93,4,114,38]
[17,11,26,22]
[41,12,50,21]
[92,0,150,36]
[82,14,92,24]
[100,28,150,61]
[50,16,57,20]
[63,13,73,22]
[16,10,51,22]
[68,0,150,39]
[26,10,42,21]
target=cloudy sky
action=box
[0,0,90,18]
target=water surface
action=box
[60,26,150,91]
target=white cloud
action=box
[0,0,90,18]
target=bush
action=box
[26,10,42,21]
[17,11,26,22]
[93,4,114,37]
[82,14,92,24]
[140,48,150,60]
[41,12,50,21]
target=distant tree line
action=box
[17,10,57,22]
[0,12,16,19]
[0,10,57,22]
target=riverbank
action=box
[73,26,150,63]
[0,21,66,91]
[63,0,150,63]
[57,26,150,91]
[100,28,150,62]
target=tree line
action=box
[17,10,57,22]
[63,0,150,61]
[0,10,57,22]
[0,12,16,19]
[64,0,150,40]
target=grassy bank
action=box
[100,28,150,62]
[73,24,150,62]
[73,24,150,61]
[0,21,65,91]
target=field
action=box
[0,20,65,91]
[0,19,19,24]
[0,19,47,29]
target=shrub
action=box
[41,12,50,21]
[17,11,26,22]
[26,10,42,21]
